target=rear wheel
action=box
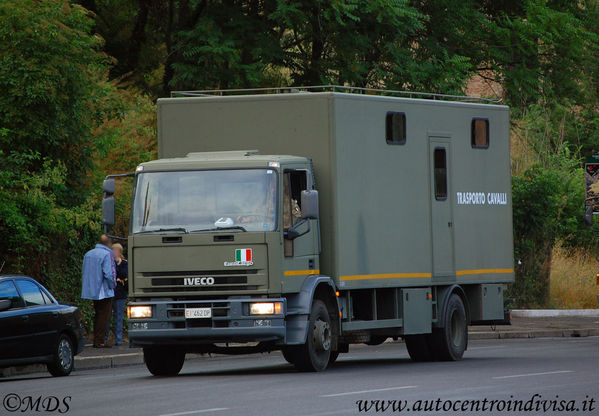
[430,294,468,361]
[404,334,434,362]
[144,347,185,376]
[47,334,74,377]
[292,300,332,372]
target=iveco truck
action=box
[102,86,514,375]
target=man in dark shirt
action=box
[105,243,128,346]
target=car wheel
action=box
[144,347,185,376]
[47,334,74,377]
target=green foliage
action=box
[510,148,585,307]
[0,0,115,200]
[171,1,284,89]
[0,0,130,330]
[486,0,599,110]
[168,0,478,92]
[510,102,599,307]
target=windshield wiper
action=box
[135,227,188,234]
[189,226,247,233]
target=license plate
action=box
[184,308,212,319]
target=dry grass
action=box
[549,245,599,309]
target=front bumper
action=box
[128,298,287,347]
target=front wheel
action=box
[281,347,298,364]
[47,334,74,377]
[144,347,185,376]
[292,300,332,372]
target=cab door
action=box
[282,169,320,292]
[429,137,455,282]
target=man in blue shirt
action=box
[82,234,116,348]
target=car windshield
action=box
[132,169,277,233]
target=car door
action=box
[14,279,61,357]
[0,279,29,359]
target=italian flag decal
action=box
[235,248,252,262]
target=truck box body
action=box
[157,92,514,291]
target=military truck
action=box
[102,86,514,375]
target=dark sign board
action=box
[585,152,599,214]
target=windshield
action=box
[132,169,277,233]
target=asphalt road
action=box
[1,337,598,416]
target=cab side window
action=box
[283,170,308,257]
[15,280,46,306]
[0,280,25,309]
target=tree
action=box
[483,0,599,110]
[0,0,115,201]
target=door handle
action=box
[21,315,29,321]
[52,312,59,317]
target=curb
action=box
[75,351,144,370]
[469,328,599,340]
[511,309,599,317]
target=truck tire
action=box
[328,350,340,366]
[404,334,433,362]
[47,334,74,377]
[430,294,468,361]
[144,347,185,376]
[281,347,298,364]
[292,300,332,372]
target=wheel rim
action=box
[58,338,73,370]
[313,319,331,352]
[450,309,463,347]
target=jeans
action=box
[105,298,126,345]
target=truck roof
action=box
[139,150,307,171]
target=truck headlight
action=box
[128,305,152,319]
[250,302,282,315]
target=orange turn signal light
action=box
[335,291,340,297]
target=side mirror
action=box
[0,299,11,312]
[285,218,310,240]
[301,190,319,219]
[584,205,593,226]
[102,197,115,226]
[103,179,115,196]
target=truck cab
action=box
[118,151,336,374]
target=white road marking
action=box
[321,385,417,397]
[492,370,573,380]
[158,408,229,416]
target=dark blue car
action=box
[0,275,86,376]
